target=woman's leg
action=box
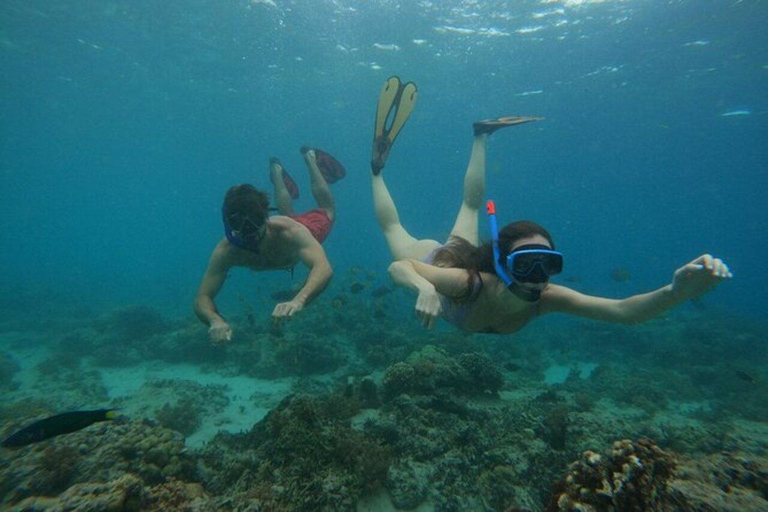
[372,173,441,261]
[269,158,295,216]
[448,134,487,246]
[448,117,542,245]
[302,149,335,221]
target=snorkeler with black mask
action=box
[196,147,345,346]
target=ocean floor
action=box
[1,297,766,510]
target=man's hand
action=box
[272,300,305,324]
[208,319,233,346]
[671,254,732,301]
[415,288,442,330]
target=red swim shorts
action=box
[290,209,333,244]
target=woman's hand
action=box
[415,288,442,330]
[671,254,732,301]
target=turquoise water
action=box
[1,1,766,510]
[1,0,765,317]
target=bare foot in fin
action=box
[473,116,544,136]
[269,157,300,199]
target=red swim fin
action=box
[301,147,346,184]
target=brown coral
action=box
[548,438,677,511]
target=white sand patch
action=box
[544,362,597,385]
[99,363,294,448]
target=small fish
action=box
[735,370,757,384]
[350,282,366,294]
[721,110,751,117]
[2,409,119,448]
[562,275,581,284]
[610,266,631,283]
[270,289,295,302]
[349,266,363,275]
[371,285,393,298]
[690,297,707,310]
[331,294,348,310]
[372,43,400,51]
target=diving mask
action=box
[223,208,266,252]
[486,200,563,301]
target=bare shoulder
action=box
[268,216,306,238]
[210,239,240,268]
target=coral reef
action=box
[13,473,150,511]
[669,451,768,510]
[11,474,216,511]
[381,345,504,400]
[0,418,196,508]
[155,399,202,437]
[2,278,767,511]
[198,393,390,510]
[547,438,677,511]
[273,331,343,376]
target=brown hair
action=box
[223,184,270,226]
[433,221,555,296]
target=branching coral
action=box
[548,438,677,511]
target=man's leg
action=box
[372,172,440,261]
[270,158,294,215]
[448,134,487,246]
[302,149,335,221]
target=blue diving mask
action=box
[486,201,563,302]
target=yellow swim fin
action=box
[371,76,418,175]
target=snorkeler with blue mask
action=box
[372,77,732,334]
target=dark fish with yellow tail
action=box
[2,409,119,448]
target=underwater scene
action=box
[1,0,766,510]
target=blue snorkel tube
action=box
[222,206,242,247]
[486,200,514,288]
[486,200,544,302]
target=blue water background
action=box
[1,0,765,322]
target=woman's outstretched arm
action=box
[543,254,732,323]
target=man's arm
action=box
[271,230,333,319]
[543,254,732,323]
[194,242,232,342]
